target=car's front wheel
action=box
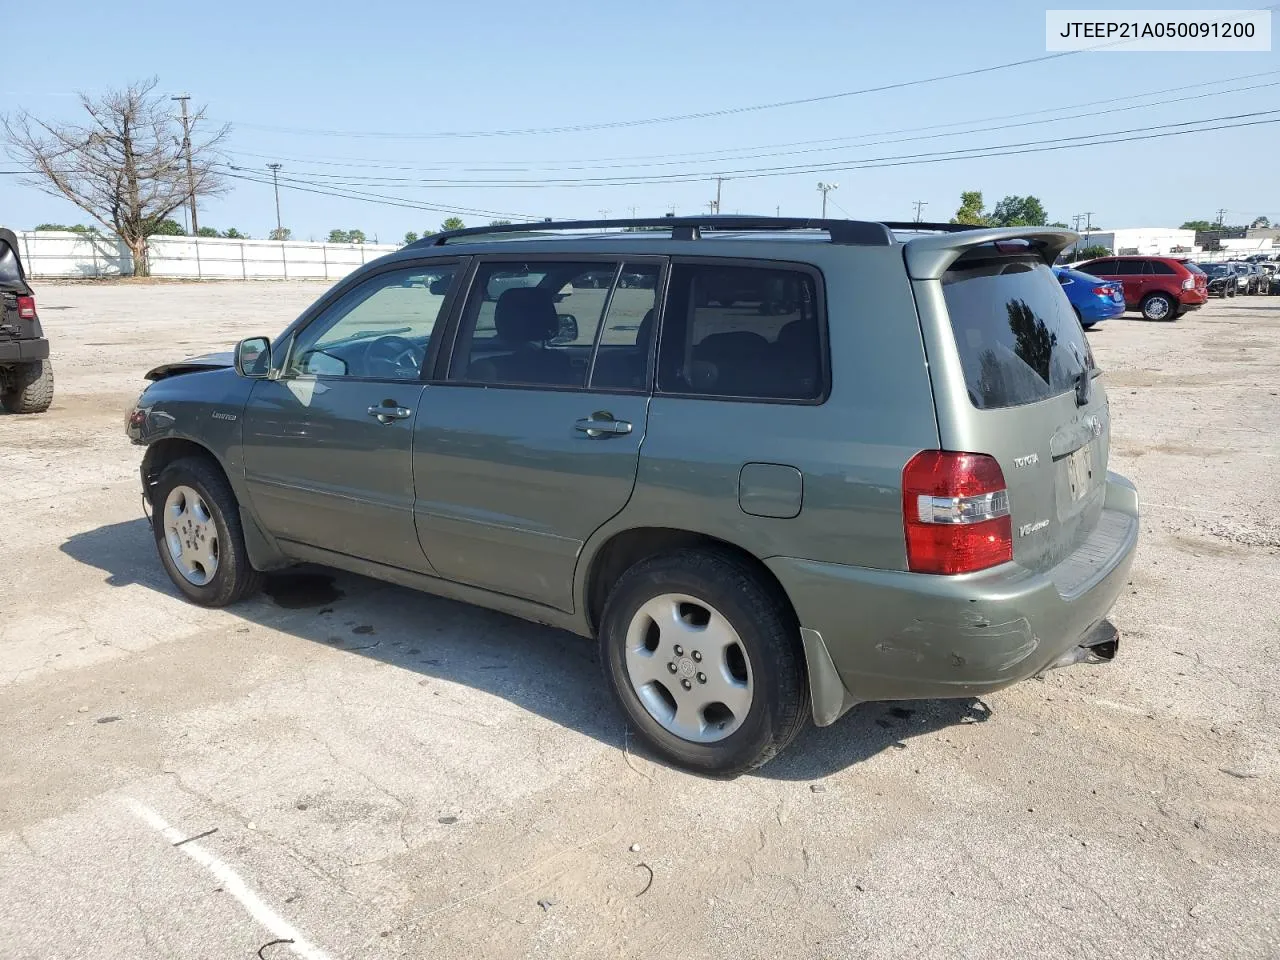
[151,456,263,607]
[0,359,54,414]
[599,549,809,776]
[1141,293,1175,321]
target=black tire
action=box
[599,548,809,776]
[151,456,263,607]
[1227,285,1236,298]
[1081,322,1097,330]
[1140,293,1175,322]
[0,359,54,414]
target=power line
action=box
[217,109,1280,189]
[219,71,1280,174]
[220,168,535,221]
[214,41,1162,142]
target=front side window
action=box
[657,262,824,401]
[288,265,456,379]
[450,261,616,388]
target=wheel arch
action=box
[582,526,800,638]
[140,436,288,571]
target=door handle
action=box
[368,402,412,424]
[575,414,632,438]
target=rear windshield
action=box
[942,257,1092,410]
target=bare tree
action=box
[3,78,229,276]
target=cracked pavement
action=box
[2,281,1278,959]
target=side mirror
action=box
[234,336,272,378]
[553,313,578,343]
[428,277,450,296]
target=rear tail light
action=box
[1091,286,1110,295]
[16,295,36,320]
[902,451,1013,575]
[1182,277,1196,290]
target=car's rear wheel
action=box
[151,456,263,607]
[1140,293,1175,321]
[0,359,54,414]
[599,548,809,776]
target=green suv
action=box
[127,217,1139,775]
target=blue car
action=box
[1054,266,1125,328]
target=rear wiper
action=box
[1074,366,1092,406]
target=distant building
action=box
[1068,227,1196,259]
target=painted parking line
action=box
[121,798,332,960]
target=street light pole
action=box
[267,163,283,238]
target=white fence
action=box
[14,230,402,281]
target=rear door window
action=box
[656,262,825,401]
[941,256,1093,410]
[1149,261,1177,275]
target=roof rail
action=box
[407,216,893,248]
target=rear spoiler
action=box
[902,227,1079,281]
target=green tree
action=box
[269,227,291,241]
[440,216,465,232]
[223,227,249,239]
[1049,221,1069,228]
[1180,220,1215,231]
[327,229,350,243]
[1077,244,1110,260]
[347,229,366,244]
[989,195,1048,227]
[488,219,512,226]
[950,190,989,226]
[196,226,220,237]
[34,222,100,234]
[403,231,419,244]
[1251,216,1271,229]
[145,217,186,236]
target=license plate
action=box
[1066,444,1095,501]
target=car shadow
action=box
[61,518,991,781]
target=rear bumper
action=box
[0,338,50,363]
[770,472,1139,724]
[1078,298,1125,322]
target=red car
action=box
[1075,256,1208,321]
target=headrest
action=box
[494,287,559,343]
[636,309,654,347]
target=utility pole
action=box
[267,163,283,238]
[599,208,611,219]
[817,182,838,218]
[1215,207,1227,227]
[629,206,637,219]
[712,176,726,214]
[707,200,717,214]
[776,205,780,217]
[171,94,198,235]
[912,200,928,223]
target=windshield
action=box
[942,256,1093,410]
[1198,263,1229,276]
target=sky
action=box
[2,0,1277,241]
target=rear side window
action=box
[1112,261,1144,276]
[1150,261,1177,275]
[942,257,1092,410]
[657,262,824,401]
[1083,260,1114,275]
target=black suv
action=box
[0,228,53,413]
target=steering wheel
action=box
[363,335,424,379]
